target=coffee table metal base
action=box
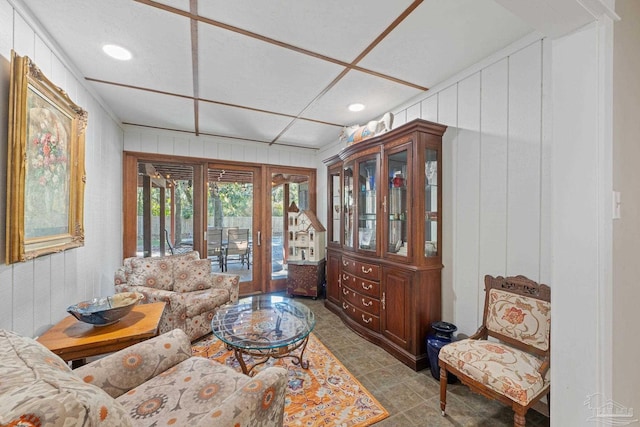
[229,334,310,376]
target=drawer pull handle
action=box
[361,282,372,290]
[342,302,348,310]
[362,315,372,324]
[342,288,349,295]
[361,266,373,274]
[362,298,372,307]
[342,260,349,267]
[342,274,349,280]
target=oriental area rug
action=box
[192,333,389,427]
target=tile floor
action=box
[294,296,550,427]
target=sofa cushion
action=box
[0,329,132,427]
[115,357,250,425]
[122,251,201,290]
[438,338,549,406]
[185,288,230,317]
[128,257,174,290]
[174,259,212,293]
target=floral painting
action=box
[25,87,72,239]
[5,50,87,264]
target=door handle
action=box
[257,231,261,246]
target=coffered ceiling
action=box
[22,0,533,150]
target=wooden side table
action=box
[287,259,326,299]
[37,302,165,367]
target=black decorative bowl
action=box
[67,292,144,326]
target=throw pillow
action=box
[128,257,174,290]
[174,259,212,293]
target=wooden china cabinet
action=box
[324,119,447,371]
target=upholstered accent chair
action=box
[0,328,287,426]
[114,251,239,341]
[438,275,551,427]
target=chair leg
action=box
[439,362,448,416]
[514,408,527,427]
[547,391,551,414]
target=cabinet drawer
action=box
[341,286,380,315]
[341,257,380,280]
[341,272,380,298]
[341,300,380,331]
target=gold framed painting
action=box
[5,50,88,264]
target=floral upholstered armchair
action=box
[114,251,239,341]
[438,275,551,427]
[0,328,287,426]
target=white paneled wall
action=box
[389,23,614,425]
[455,72,481,332]
[390,39,548,336]
[0,0,124,337]
[124,127,318,170]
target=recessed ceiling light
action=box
[348,103,365,112]
[102,44,132,61]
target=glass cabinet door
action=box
[343,164,354,248]
[328,167,341,245]
[357,157,377,252]
[425,148,438,258]
[386,150,408,257]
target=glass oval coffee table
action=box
[211,295,315,376]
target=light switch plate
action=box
[613,191,621,219]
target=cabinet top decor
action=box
[328,119,447,163]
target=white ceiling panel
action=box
[92,83,195,132]
[21,0,545,150]
[359,0,533,88]
[303,70,423,126]
[279,119,343,148]
[198,101,294,143]
[25,0,194,96]
[198,24,345,116]
[198,0,414,62]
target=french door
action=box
[206,163,262,295]
[267,166,315,292]
[123,152,316,297]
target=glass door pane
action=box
[137,162,194,257]
[207,167,255,289]
[358,157,377,251]
[425,148,438,257]
[387,151,408,256]
[343,164,354,248]
[271,172,311,281]
[329,167,341,245]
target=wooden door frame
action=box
[122,152,317,296]
[265,165,317,293]
[123,152,205,258]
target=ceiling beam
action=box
[190,0,200,136]
[134,0,427,91]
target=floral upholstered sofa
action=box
[0,328,287,426]
[114,251,239,341]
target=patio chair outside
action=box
[207,227,224,270]
[225,228,250,271]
